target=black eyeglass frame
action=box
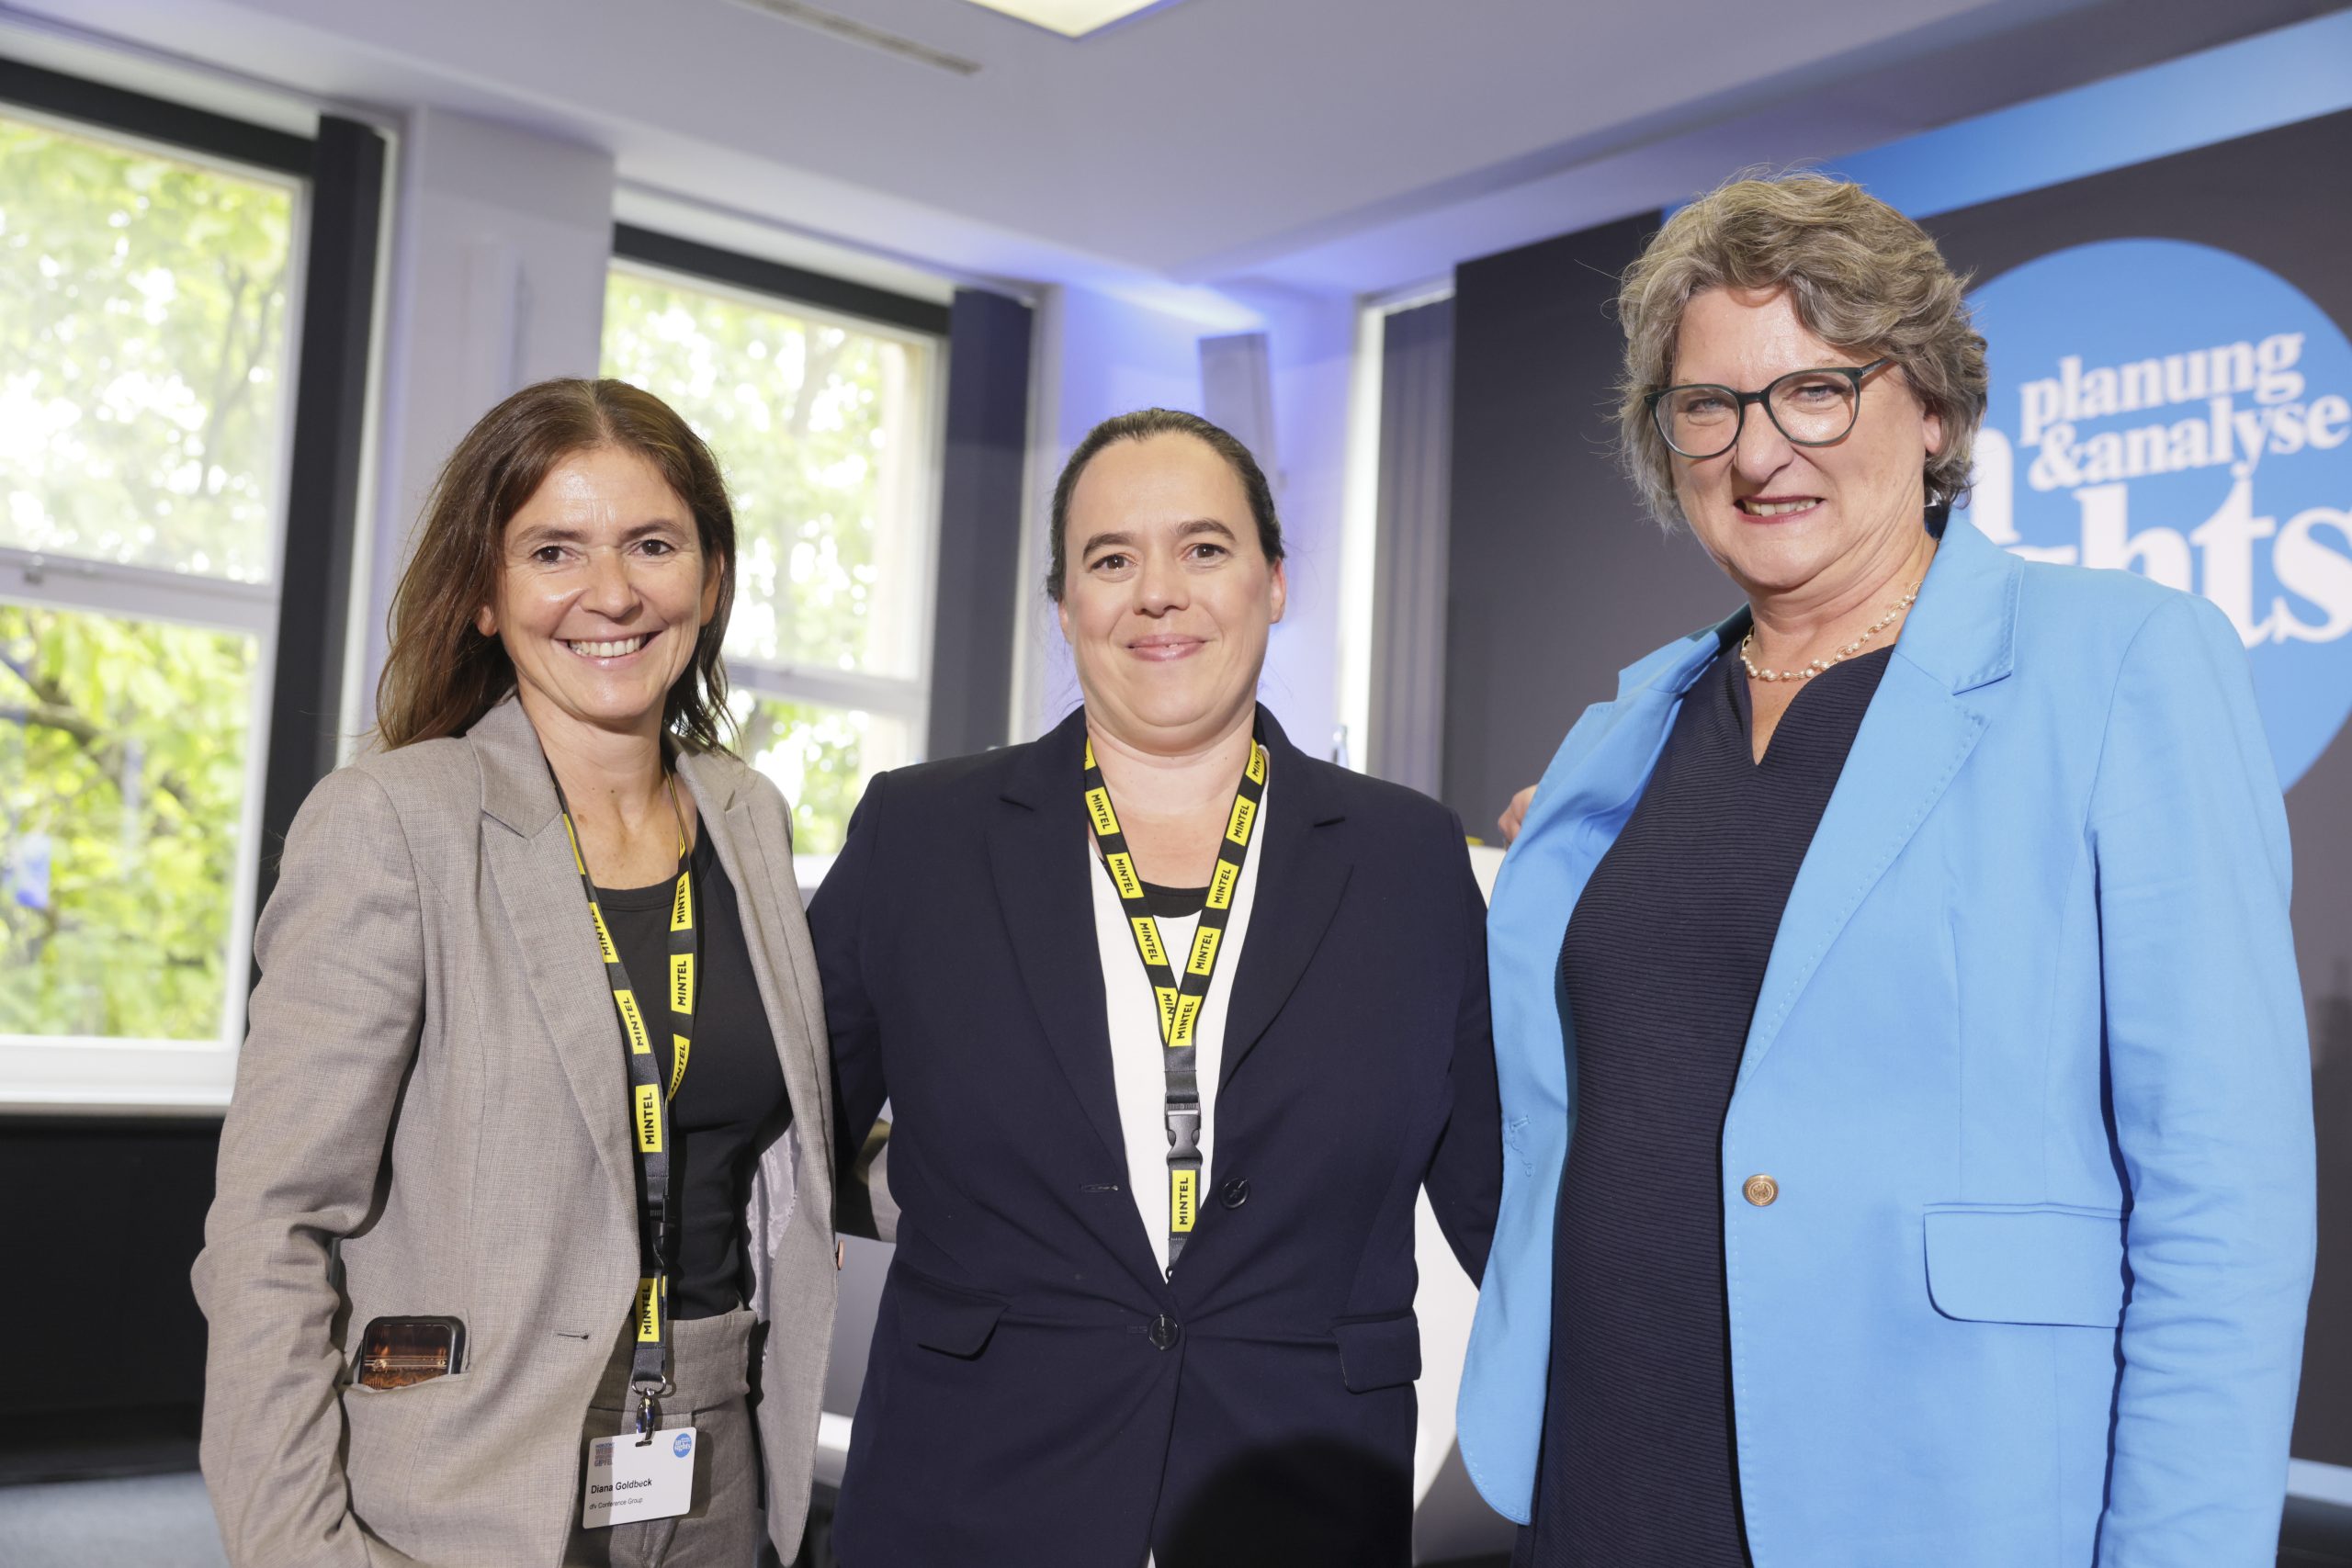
[1645,356,1895,459]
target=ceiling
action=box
[10,0,2343,307]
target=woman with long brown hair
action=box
[195,378,841,1568]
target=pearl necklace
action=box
[1739,581,1922,684]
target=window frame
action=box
[0,61,379,1114]
[604,227,954,879]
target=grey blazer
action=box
[193,697,838,1567]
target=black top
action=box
[1517,645,1892,1568]
[596,829,789,1319]
[1138,878,1210,919]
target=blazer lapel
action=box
[1495,622,1729,923]
[470,699,636,1200]
[678,755,834,1183]
[1736,517,2020,1085]
[989,710,1128,1171]
[1219,710,1351,1093]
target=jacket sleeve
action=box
[2089,593,2316,1566]
[811,769,894,1240]
[191,767,427,1568]
[1425,812,1503,1281]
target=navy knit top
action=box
[1514,642,1893,1567]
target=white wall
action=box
[1244,288,1356,768]
[1013,280,1212,739]
[1013,281,1357,765]
[352,107,616,734]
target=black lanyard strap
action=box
[554,773,697,1433]
[1084,730,1267,1272]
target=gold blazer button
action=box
[1742,1174,1780,1208]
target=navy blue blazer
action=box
[811,705,1500,1568]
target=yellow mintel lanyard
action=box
[556,773,696,1432]
[1084,731,1267,1271]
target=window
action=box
[0,100,301,1103]
[600,241,945,872]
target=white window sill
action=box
[0,1034,234,1116]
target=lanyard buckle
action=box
[1165,1107,1202,1162]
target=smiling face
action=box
[1670,286,1943,610]
[1056,433,1286,756]
[475,444,720,747]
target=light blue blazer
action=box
[1458,515,2316,1567]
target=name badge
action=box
[582,1427,697,1529]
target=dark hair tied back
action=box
[1046,408,1283,601]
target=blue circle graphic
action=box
[673,1431,694,1459]
[1957,238,2352,788]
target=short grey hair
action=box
[1616,172,1988,527]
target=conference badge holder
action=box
[579,1278,701,1529]
[582,1425,698,1529]
[552,767,704,1529]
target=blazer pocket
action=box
[1332,1310,1421,1393]
[1923,1202,2127,1328]
[892,1263,1008,1359]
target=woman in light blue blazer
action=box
[1460,174,2315,1568]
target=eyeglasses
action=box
[1645,357,1894,460]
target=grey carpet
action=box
[0,1472,227,1568]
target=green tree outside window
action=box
[603,266,929,855]
[0,606,254,1038]
[0,117,292,580]
[0,113,293,1041]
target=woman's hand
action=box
[1498,785,1537,845]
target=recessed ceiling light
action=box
[959,0,1181,39]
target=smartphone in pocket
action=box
[356,1316,467,1390]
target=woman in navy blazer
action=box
[1462,175,2314,1567]
[812,409,1500,1567]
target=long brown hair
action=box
[374,378,739,752]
